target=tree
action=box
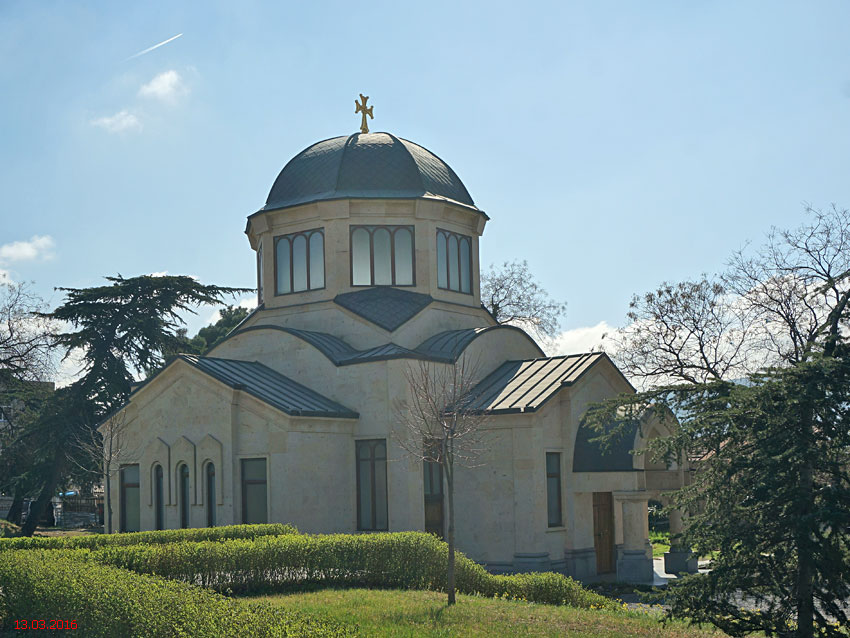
[586,205,850,638]
[0,281,54,524]
[18,274,249,536]
[393,356,490,605]
[162,304,250,359]
[480,259,567,342]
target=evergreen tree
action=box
[585,206,850,638]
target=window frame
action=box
[436,228,473,295]
[205,462,216,528]
[178,463,190,529]
[119,464,140,533]
[257,242,264,305]
[274,228,326,296]
[154,464,164,531]
[240,458,268,524]
[545,452,563,528]
[349,225,416,287]
[355,439,389,531]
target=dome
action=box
[260,132,480,213]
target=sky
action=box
[2,0,849,361]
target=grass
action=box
[251,588,723,638]
[650,530,671,558]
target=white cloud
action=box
[0,235,55,263]
[0,269,12,284]
[90,110,142,134]
[55,347,87,389]
[548,321,617,356]
[138,70,188,103]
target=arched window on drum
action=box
[274,228,325,295]
[436,229,472,294]
[350,225,414,287]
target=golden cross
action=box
[355,93,373,134]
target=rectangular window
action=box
[257,242,264,305]
[120,464,140,533]
[241,458,267,524]
[275,228,325,295]
[436,229,472,294]
[356,439,388,530]
[546,452,562,527]
[350,226,415,287]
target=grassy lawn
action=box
[252,588,722,638]
[650,530,671,558]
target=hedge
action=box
[0,522,298,552]
[0,549,354,638]
[92,531,616,610]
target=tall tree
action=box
[19,275,249,536]
[586,205,850,638]
[480,259,567,342]
[393,356,489,606]
[0,281,54,524]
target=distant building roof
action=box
[180,355,358,419]
[462,353,607,414]
[256,132,481,215]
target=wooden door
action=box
[424,460,444,538]
[593,492,615,574]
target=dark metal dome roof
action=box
[260,132,479,213]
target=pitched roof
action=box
[179,355,358,418]
[333,287,433,332]
[463,353,607,414]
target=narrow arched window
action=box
[154,464,164,531]
[349,225,415,287]
[274,228,325,295]
[436,229,473,295]
[206,463,216,527]
[257,242,264,305]
[179,464,190,529]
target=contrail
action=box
[125,33,183,61]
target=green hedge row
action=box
[92,531,616,610]
[0,522,297,552]
[0,549,353,638]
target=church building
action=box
[104,102,686,583]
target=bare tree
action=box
[69,411,135,533]
[0,282,54,382]
[393,356,490,606]
[481,260,567,343]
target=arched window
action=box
[154,464,164,531]
[179,463,190,529]
[206,462,216,527]
[350,225,415,286]
[275,229,325,295]
[436,229,473,294]
[257,242,264,305]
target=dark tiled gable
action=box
[333,287,433,332]
[180,355,358,419]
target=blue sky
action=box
[2,1,849,353]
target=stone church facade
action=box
[104,130,685,583]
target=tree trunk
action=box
[446,464,456,606]
[105,466,113,534]
[794,460,815,638]
[21,451,63,537]
[5,488,23,524]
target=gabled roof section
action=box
[463,353,612,414]
[180,355,358,418]
[333,287,433,332]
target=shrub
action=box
[0,549,353,637]
[91,531,616,610]
[0,522,297,552]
